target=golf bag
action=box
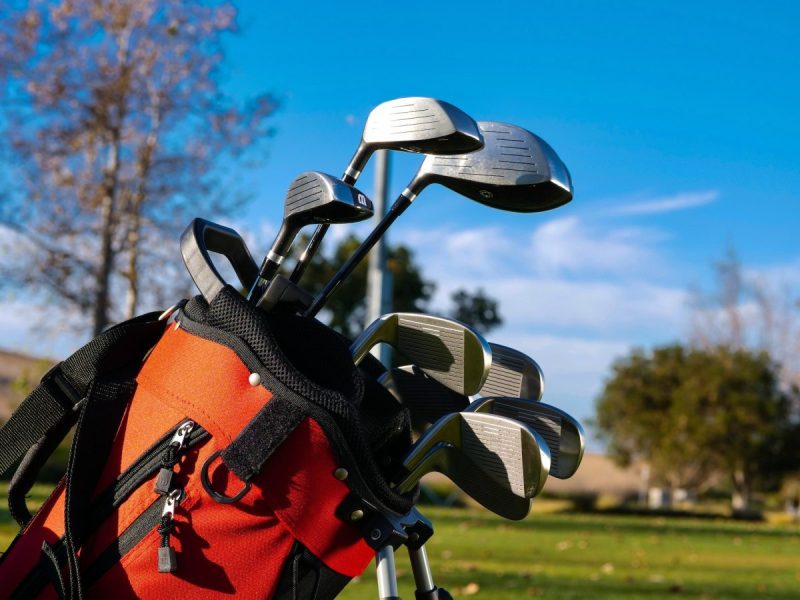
[0,287,415,599]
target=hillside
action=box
[0,349,53,423]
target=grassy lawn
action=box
[2,486,798,598]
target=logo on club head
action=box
[479,189,494,200]
[356,193,368,207]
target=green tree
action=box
[293,234,503,339]
[595,343,799,513]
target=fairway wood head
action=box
[398,411,551,499]
[362,97,483,152]
[466,397,585,479]
[284,172,374,224]
[417,121,572,212]
[351,313,492,395]
[479,343,545,400]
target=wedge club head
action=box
[466,397,586,479]
[351,313,492,396]
[395,411,551,501]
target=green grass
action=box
[2,487,799,599]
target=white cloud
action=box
[609,190,719,216]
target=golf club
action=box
[289,97,484,283]
[246,172,373,301]
[380,342,545,423]
[304,121,574,317]
[351,313,492,396]
[466,397,586,479]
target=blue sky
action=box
[2,1,798,446]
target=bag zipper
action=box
[10,420,209,599]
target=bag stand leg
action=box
[408,545,453,600]
[376,547,401,600]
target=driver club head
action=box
[351,313,492,396]
[345,97,484,180]
[466,397,586,479]
[395,411,551,501]
[417,121,573,212]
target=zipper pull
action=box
[157,488,183,573]
[154,420,195,495]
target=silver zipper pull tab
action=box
[158,488,184,574]
[154,421,195,495]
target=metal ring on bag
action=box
[200,450,252,504]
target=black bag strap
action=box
[0,311,167,479]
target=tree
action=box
[690,245,800,391]
[595,343,799,512]
[0,0,277,336]
[293,234,503,339]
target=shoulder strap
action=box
[0,311,167,479]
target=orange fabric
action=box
[0,322,375,599]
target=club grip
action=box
[180,218,259,303]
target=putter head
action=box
[418,121,573,212]
[479,343,545,400]
[398,412,551,499]
[467,397,586,479]
[351,313,492,396]
[362,97,484,155]
[284,172,374,225]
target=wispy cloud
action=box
[610,190,719,216]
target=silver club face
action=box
[395,442,532,521]
[350,313,492,396]
[398,411,551,499]
[284,172,374,223]
[466,397,585,479]
[361,97,484,156]
[479,343,545,400]
[417,121,573,212]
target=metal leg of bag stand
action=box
[376,546,402,600]
[408,544,453,600]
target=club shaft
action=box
[304,192,413,317]
[289,171,358,283]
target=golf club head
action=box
[466,397,585,479]
[478,343,545,400]
[345,98,484,180]
[397,442,532,520]
[398,412,551,499]
[379,365,469,424]
[379,345,544,425]
[351,313,492,396]
[417,121,573,212]
[284,172,374,225]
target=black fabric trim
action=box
[273,540,351,600]
[179,288,415,517]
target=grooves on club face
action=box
[399,412,551,499]
[396,442,532,521]
[379,345,544,427]
[417,121,573,213]
[350,313,492,396]
[466,397,586,480]
[480,342,545,400]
